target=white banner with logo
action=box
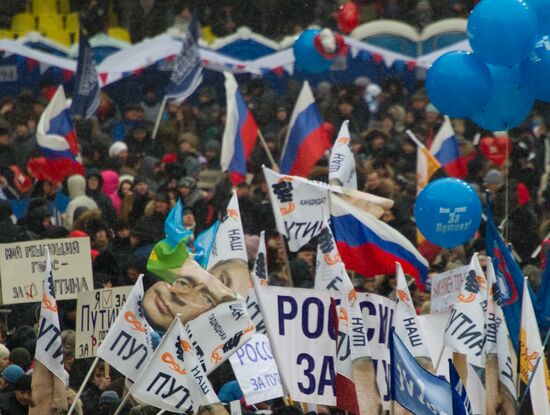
[185,299,255,374]
[255,285,337,405]
[230,333,284,404]
[75,286,132,359]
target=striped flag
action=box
[430,116,467,179]
[280,81,331,177]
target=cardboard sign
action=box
[230,333,284,404]
[0,238,93,304]
[430,265,469,313]
[75,286,132,359]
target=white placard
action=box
[430,265,469,313]
[256,285,337,406]
[75,286,132,359]
[0,237,93,304]
[230,333,284,404]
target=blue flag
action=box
[164,199,192,247]
[70,31,100,118]
[390,329,453,415]
[535,250,550,330]
[165,17,203,104]
[485,193,524,352]
[449,359,473,415]
[193,221,219,268]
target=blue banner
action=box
[390,329,453,415]
[449,359,473,415]
[70,31,100,118]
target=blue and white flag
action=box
[70,31,100,119]
[449,359,473,415]
[390,329,453,415]
[165,23,203,104]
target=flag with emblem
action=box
[329,120,357,189]
[97,275,154,380]
[394,262,431,361]
[132,315,219,412]
[520,277,550,415]
[207,191,248,270]
[35,246,66,384]
[486,258,518,403]
[70,30,100,119]
[443,253,487,368]
[314,226,368,414]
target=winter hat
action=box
[99,390,119,405]
[1,364,24,383]
[14,374,31,391]
[9,347,31,370]
[108,141,128,158]
[483,169,504,186]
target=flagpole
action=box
[517,328,550,410]
[152,97,168,140]
[67,356,99,415]
[155,410,166,415]
[257,129,279,172]
[434,345,446,373]
[530,230,550,258]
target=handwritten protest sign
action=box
[230,333,284,404]
[430,265,468,313]
[0,237,93,304]
[75,286,132,359]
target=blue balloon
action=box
[468,0,537,66]
[293,29,333,74]
[414,178,482,249]
[524,0,550,34]
[520,35,550,102]
[470,64,534,131]
[426,51,493,118]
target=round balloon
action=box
[524,0,550,35]
[426,51,493,118]
[520,35,550,102]
[338,2,360,33]
[414,178,482,248]
[468,0,537,66]
[470,64,534,131]
[293,29,333,74]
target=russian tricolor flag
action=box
[330,194,429,285]
[280,81,331,177]
[33,86,84,183]
[220,72,259,185]
[430,116,467,179]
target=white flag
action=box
[246,231,268,334]
[329,120,357,189]
[486,259,517,401]
[263,166,330,252]
[314,226,370,360]
[394,262,431,361]
[444,253,487,368]
[97,275,153,380]
[185,299,255,374]
[207,191,248,268]
[132,315,219,413]
[207,191,249,298]
[520,278,550,415]
[36,247,67,384]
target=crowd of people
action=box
[0,69,548,413]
